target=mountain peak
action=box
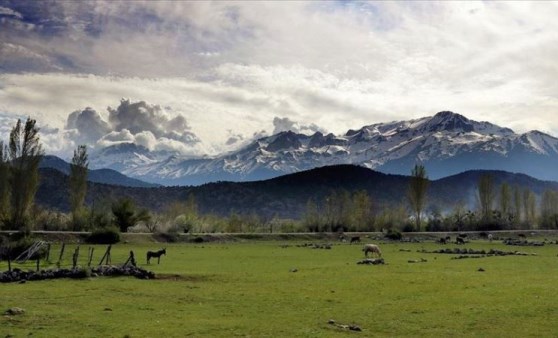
[424,111,474,132]
[434,111,465,120]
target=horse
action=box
[456,237,465,245]
[350,236,361,244]
[147,248,166,264]
[488,233,493,242]
[362,244,382,258]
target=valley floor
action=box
[2,238,558,337]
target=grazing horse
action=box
[147,248,166,264]
[350,236,361,244]
[456,237,465,245]
[488,233,493,242]
[362,244,382,258]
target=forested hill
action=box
[36,165,558,219]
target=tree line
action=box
[2,118,558,235]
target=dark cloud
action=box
[63,99,201,153]
[108,99,200,145]
[66,107,111,145]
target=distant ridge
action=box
[40,155,159,188]
[36,164,558,218]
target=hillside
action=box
[40,155,159,188]
[36,165,558,219]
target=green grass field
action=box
[2,239,558,337]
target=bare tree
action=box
[513,185,522,226]
[69,145,88,230]
[499,183,512,223]
[408,164,429,231]
[477,174,494,221]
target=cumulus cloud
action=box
[107,99,200,146]
[66,107,111,144]
[60,99,203,155]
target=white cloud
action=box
[0,1,557,157]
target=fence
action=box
[0,242,137,273]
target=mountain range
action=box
[39,156,158,188]
[36,165,558,219]
[84,111,558,186]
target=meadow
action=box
[2,237,558,337]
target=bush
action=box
[384,229,402,240]
[402,224,415,232]
[0,234,46,260]
[87,227,121,244]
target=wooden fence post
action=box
[57,243,65,268]
[46,243,51,262]
[87,247,94,267]
[36,256,40,272]
[123,250,136,267]
[72,246,80,268]
[98,245,112,266]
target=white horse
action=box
[362,244,382,258]
[488,233,493,242]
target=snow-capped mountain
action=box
[88,111,558,185]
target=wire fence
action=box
[0,243,137,272]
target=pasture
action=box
[2,238,558,337]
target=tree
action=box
[513,185,522,226]
[69,145,88,230]
[523,188,536,227]
[408,164,429,231]
[0,142,10,222]
[540,190,558,229]
[303,198,320,232]
[352,190,374,231]
[7,118,44,232]
[477,174,494,221]
[499,183,511,217]
[111,198,151,232]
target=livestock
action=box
[362,244,382,258]
[350,236,361,244]
[146,248,166,264]
[488,234,493,242]
[456,237,465,245]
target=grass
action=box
[1,239,558,337]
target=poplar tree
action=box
[408,164,429,231]
[0,142,10,222]
[8,118,44,232]
[69,145,88,230]
[477,174,494,222]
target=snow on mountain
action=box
[88,111,558,185]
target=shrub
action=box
[384,229,402,240]
[0,234,46,260]
[402,224,415,232]
[87,227,121,244]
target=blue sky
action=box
[0,1,557,158]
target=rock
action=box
[289,268,298,273]
[349,325,362,332]
[478,268,485,272]
[104,308,112,311]
[328,319,336,325]
[4,307,25,316]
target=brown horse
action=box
[147,248,166,264]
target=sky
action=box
[0,1,557,159]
